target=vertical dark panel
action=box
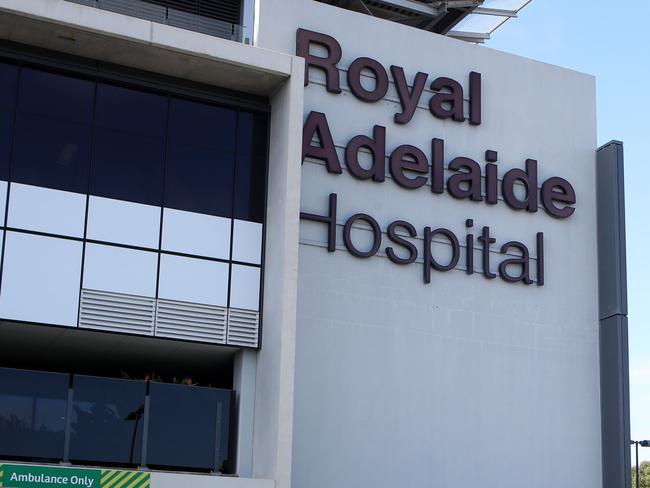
[90,83,167,205]
[596,140,630,488]
[12,67,94,193]
[234,111,268,223]
[0,62,18,181]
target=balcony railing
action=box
[0,367,233,473]
[66,0,243,42]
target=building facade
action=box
[0,1,630,488]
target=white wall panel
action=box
[83,243,157,297]
[0,180,7,226]
[8,183,86,237]
[0,231,82,326]
[268,4,603,488]
[229,264,261,311]
[86,196,160,249]
[232,220,263,265]
[162,208,230,259]
[158,253,228,306]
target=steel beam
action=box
[472,6,517,17]
[447,29,490,41]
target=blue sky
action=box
[483,0,650,462]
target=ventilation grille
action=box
[79,290,259,347]
[65,0,242,41]
[144,0,241,24]
[226,308,259,347]
[79,289,155,335]
[155,299,227,344]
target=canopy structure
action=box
[315,0,532,42]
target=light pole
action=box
[631,440,650,488]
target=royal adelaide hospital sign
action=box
[297,28,578,286]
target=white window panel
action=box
[7,183,86,237]
[83,243,158,297]
[0,231,82,327]
[161,208,230,259]
[0,180,7,226]
[158,253,229,306]
[229,264,261,311]
[86,196,160,249]
[231,220,263,265]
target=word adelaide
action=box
[297,28,578,286]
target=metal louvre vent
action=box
[79,290,259,348]
[155,299,227,344]
[143,0,241,24]
[65,0,243,41]
[226,308,259,347]
[79,289,155,335]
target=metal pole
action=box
[634,441,639,488]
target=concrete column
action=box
[251,56,304,488]
[234,349,258,477]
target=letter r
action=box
[296,29,342,93]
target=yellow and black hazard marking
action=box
[100,469,149,488]
[0,463,5,487]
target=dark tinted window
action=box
[0,368,68,461]
[69,375,146,466]
[146,382,231,471]
[164,98,237,216]
[12,68,93,193]
[90,84,167,205]
[234,112,267,222]
[0,62,18,181]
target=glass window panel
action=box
[164,98,237,217]
[146,382,231,471]
[0,367,68,461]
[0,63,17,181]
[453,13,508,34]
[0,62,18,110]
[12,68,93,193]
[482,0,529,10]
[234,112,268,223]
[90,84,167,205]
[69,375,146,466]
[0,109,14,181]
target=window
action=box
[1,62,269,222]
[0,62,17,181]
[12,68,93,193]
[90,84,167,205]
[164,98,237,217]
[234,111,267,223]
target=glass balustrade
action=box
[0,367,234,473]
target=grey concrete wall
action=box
[257,2,603,487]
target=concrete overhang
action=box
[0,0,297,97]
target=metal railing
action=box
[66,0,243,42]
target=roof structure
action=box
[315,0,532,43]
